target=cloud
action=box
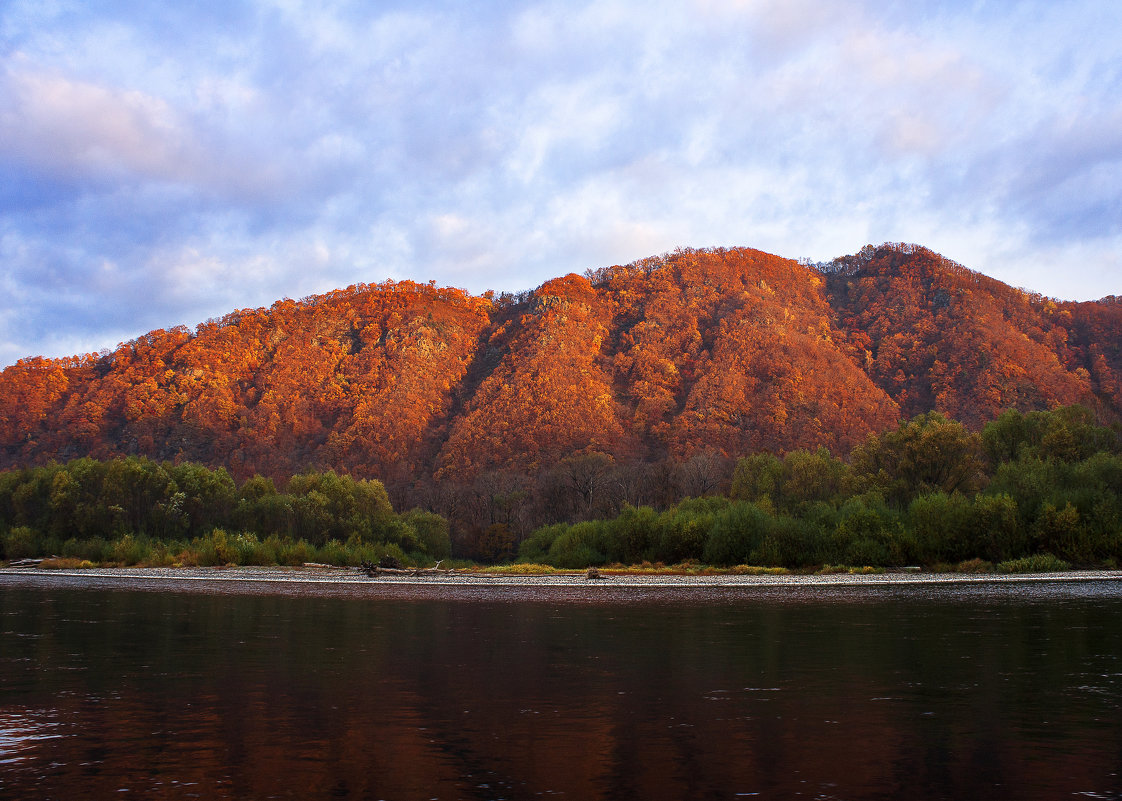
[0,66,185,176]
[1,0,1121,366]
[0,63,283,200]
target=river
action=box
[2,576,1121,799]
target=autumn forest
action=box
[2,243,1121,564]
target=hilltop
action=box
[2,243,1119,488]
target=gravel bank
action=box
[3,565,1122,600]
[2,564,1122,585]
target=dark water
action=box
[2,580,1122,800]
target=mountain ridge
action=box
[2,243,1119,486]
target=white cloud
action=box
[0,63,285,200]
[0,67,188,180]
[1,0,1121,365]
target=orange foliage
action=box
[0,244,1117,485]
[437,274,626,477]
[825,244,1097,427]
[600,248,898,458]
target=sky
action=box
[2,0,1121,367]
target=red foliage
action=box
[825,244,1099,426]
[0,244,1117,485]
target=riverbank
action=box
[4,565,1122,601]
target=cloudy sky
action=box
[2,0,1120,366]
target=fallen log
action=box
[360,560,449,578]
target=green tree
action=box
[982,405,1119,465]
[779,448,851,510]
[702,501,771,566]
[907,492,973,563]
[971,492,1024,562]
[851,412,985,507]
[402,509,451,560]
[730,452,783,509]
[835,493,911,566]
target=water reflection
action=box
[1,584,1121,799]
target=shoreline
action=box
[3,565,1122,594]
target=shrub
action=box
[955,558,994,573]
[110,534,152,565]
[835,495,911,566]
[35,557,78,569]
[971,493,1025,562]
[481,563,561,575]
[652,508,710,564]
[61,536,111,562]
[768,516,831,567]
[3,526,42,560]
[518,523,568,562]
[748,538,784,567]
[817,564,885,575]
[275,538,315,566]
[547,521,608,568]
[402,510,451,559]
[996,553,1071,573]
[844,537,890,567]
[316,539,349,566]
[604,505,659,564]
[1033,501,1091,563]
[908,492,972,563]
[702,502,770,566]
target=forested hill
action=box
[2,243,1120,484]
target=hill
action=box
[2,243,1119,489]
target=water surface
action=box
[2,579,1121,799]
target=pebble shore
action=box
[3,564,1122,597]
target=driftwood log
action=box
[360,559,447,577]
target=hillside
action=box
[2,244,1119,487]
[823,244,1103,425]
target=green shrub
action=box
[768,516,831,567]
[835,495,910,566]
[402,510,451,559]
[996,553,1071,573]
[61,536,110,562]
[702,502,770,566]
[519,523,569,562]
[844,538,890,567]
[548,543,604,569]
[316,539,349,566]
[275,538,315,566]
[3,526,42,560]
[817,564,886,575]
[972,493,1026,562]
[604,505,659,564]
[908,492,972,563]
[547,521,608,568]
[110,534,152,565]
[652,508,709,564]
[1033,501,1091,563]
[748,537,784,567]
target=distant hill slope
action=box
[2,243,1118,482]
[823,244,1110,425]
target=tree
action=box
[850,412,985,507]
